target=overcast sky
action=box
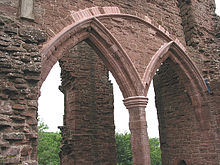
[38,1,220,138]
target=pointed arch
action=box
[39,8,208,104]
[39,17,143,98]
[142,40,209,129]
[143,40,207,94]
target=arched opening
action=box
[38,20,138,162]
[153,58,194,164]
[150,53,208,164]
[38,13,209,165]
[37,14,149,163]
[37,58,161,165]
[39,17,143,98]
[143,41,208,129]
[38,48,139,164]
[178,160,187,165]
[143,40,209,164]
[38,14,143,164]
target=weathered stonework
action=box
[154,58,217,164]
[0,0,219,165]
[0,15,46,164]
[59,41,116,164]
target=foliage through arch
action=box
[37,121,161,165]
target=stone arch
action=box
[143,41,207,94]
[38,7,210,164]
[38,10,181,164]
[39,6,186,98]
[142,40,210,129]
[0,1,219,164]
[39,16,143,98]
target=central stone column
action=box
[123,96,151,165]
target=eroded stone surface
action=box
[0,14,45,164]
[99,16,167,78]
[59,41,116,165]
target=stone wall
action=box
[178,0,220,77]
[0,0,219,164]
[154,58,218,164]
[0,15,46,164]
[153,0,220,164]
[0,0,185,42]
[59,41,116,165]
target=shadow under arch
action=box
[39,17,143,98]
[143,41,210,130]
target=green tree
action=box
[149,138,162,165]
[115,133,162,165]
[37,120,61,165]
[37,120,161,165]
[38,119,49,133]
[115,132,132,165]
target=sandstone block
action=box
[19,27,47,44]
[10,115,25,122]
[3,132,25,141]
[0,121,11,128]
[12,104,25,111]
[15,84,28,89]
[21,146,32,156]
[6,147,20,156]
[0,101,13,115]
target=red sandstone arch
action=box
[39,7,209,129]
[143,41,207,93]
[142,41,209,129]
[40,17,143,98]
[39,6,178,98]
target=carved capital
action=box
[123,96,148,109]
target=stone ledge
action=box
[3,133,25,141]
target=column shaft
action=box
[124,96,151,165]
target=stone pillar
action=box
[123,96,151,165]
[59,41,116,165]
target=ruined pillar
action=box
[59,41,116,165]
[123,96,151,165]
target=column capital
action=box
[123,96,148,109]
